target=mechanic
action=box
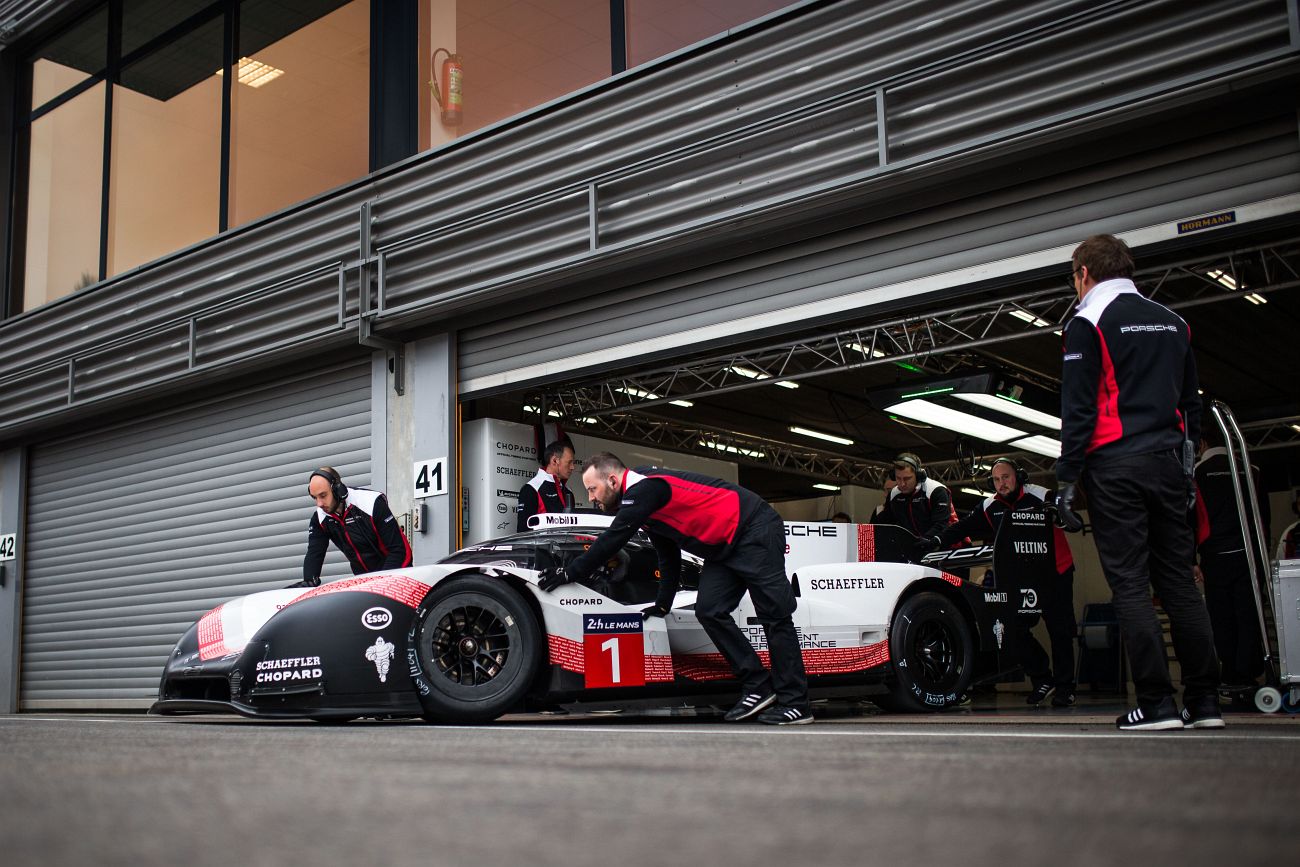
[869,475,895,521]
[1277,490,1300,560]
[516,439,580,532]
[1194,429,1270,691]
[538,452,813,726]
[1055,233,1221,731]
[299,466,412,587]
[916,458,1077,707]
[870,453,959,538]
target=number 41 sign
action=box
[413,458,448,499]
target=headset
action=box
[888,452,927,483]
[988,456,1028,489]
[309,466,348,503]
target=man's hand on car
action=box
[640,603,671,620]
[537,566,571,592]
[911,535,941,561]
[1054,483,1084,533]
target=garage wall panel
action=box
[458,110,1300,391]
[19,360,372,708]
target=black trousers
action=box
[1082,451,1219,707]
[1201,549,1265,683]
[695,510,810,712]
[1018,569,1077,690]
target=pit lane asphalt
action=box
[2,706,1296,867]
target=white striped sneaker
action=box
[757,705,814,726]
[723,692,776,722]
[1115,699,1183,731]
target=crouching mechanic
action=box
[915,458,1078,706]
[300,466,412,587]
[537,452,814,725]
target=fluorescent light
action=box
[955,393,1062,431]
[1290,424,1300,434]
[699,440,766,459]
[1207,269,1238,290]
[789,426,854,446]
[669,399,694,408]
[886,399,1027,443]
[1009,435,1062,458]
[848,342,885,358]
[960,487,985,496]
[1245,292,1267,305]
[813,483,840,492]
[1008,310,1052,328]
[216,57,285,88]
[731,365,799,389]
[616,385,659,400]
[579,417,598,424]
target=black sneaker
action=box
[1116,698,1183,731]
[723,692,776,722]
[1051,690,1076,708]
[1181,697,1226,729]
[756,705,814,726]
[1026,682,1055,706]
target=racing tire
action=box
[880,591,974,712]
[407,575,542,724]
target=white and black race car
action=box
[151,514,1054,722]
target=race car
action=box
[151,513,1054,722]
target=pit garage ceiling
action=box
[467,222,1300,504]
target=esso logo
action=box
[362,607,392,631]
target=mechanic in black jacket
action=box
[516,439,579,532]
[538,452,813,725]
[1193,432,1270,689]
[1055,233,1220,731]
[870,453,960,539]
[301,466,412,587]
[918,458,1077,706]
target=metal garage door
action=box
[19,360,373,709]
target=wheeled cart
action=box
[1209,401,1297,713]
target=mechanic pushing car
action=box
[537,452,814,725]
[299,466,412,587]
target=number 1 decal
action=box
[601,636,621,683]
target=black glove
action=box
[1055,484,1084,533]
[641,603,670,620]
[285,576,321,589]
[911,535,941,561]
[537,566,571,592]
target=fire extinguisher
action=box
[430,48,463,127]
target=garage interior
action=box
[464,221,1300,525]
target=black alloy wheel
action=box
[878,591,973,712]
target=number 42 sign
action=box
[413,458,448,499]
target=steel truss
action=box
[532,238,1300,483]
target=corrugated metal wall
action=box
[456,109,1300,390]
[19,360,371,708]
[1,0,1294,440]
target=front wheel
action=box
[880,591,973,712]
[407,575,542,723]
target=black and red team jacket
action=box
[304,488,412,582]
[1193,447,1270,557]
[870,477,961,540]
[1056,278,1201,484]
[937,483,1075,576]
[566,467,773,605]
[516,468,578,532]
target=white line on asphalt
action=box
[4,716,1294,741]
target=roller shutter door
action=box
[20,360,372,709]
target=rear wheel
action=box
[879,591,973,712]
[407,575,542,723]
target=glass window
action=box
[419,0,611,150]
[22,83,105,313]
[230,0,370,227]
[625,0,797,68]
[107,16,223,277]
[29,6,109,108]
[122,0,218,60]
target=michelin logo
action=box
[366,636,396,683]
